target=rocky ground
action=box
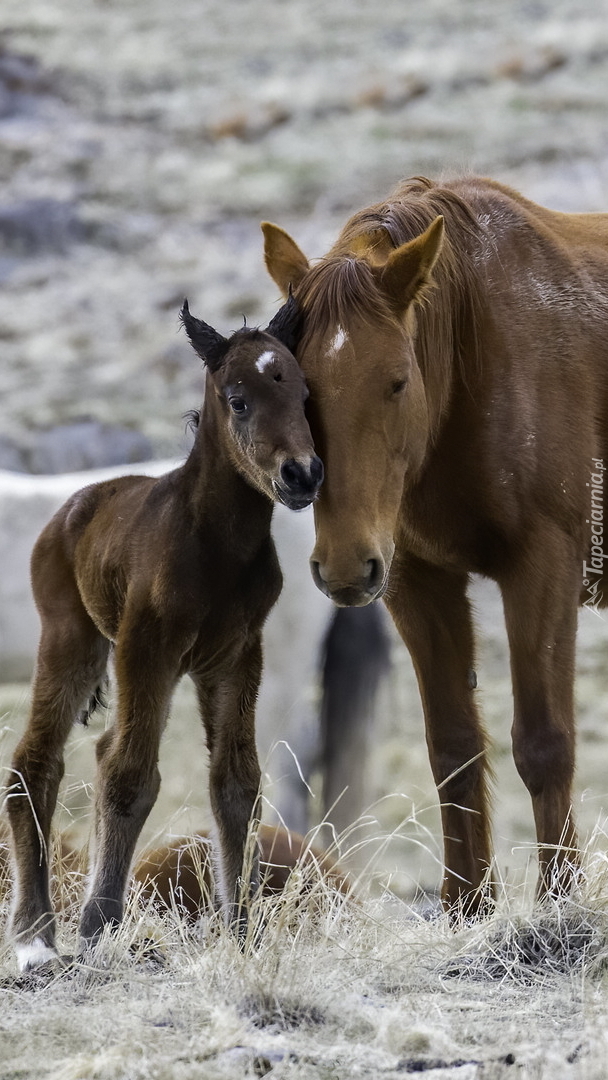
[1,0,608,463]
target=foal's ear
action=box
[379,216,444,315]
[265,292,303,354]
[261,222,310,296]
[180,300,230,373]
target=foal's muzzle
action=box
[274,455,324,511]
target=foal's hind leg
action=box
[499,524,580,897]
[80,622,180,946]
[7,610,109,970]
[193,636,263,936]
[385,557,493,918]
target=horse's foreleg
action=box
[7,622,109,971]
[385,558,493,918]
[499,525,579,897]
[194,638,263,936]
[80,630,177,947]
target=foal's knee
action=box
[98,745,161,823]
[8,745,64,824]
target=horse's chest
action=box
[397,490,507,576]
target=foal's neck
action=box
[180,391,273,554]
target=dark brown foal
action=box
[7,296,323,971]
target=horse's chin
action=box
[319,582,385,608]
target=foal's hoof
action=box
[79,897,123,946]
[128,937,167,969]
[15,936,62,974]
[8,951,75,990]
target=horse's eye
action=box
[391,379,407,396]
[273,373,282,382]
[229,397,248,415]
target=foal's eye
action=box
[391,379,407,396]
[229,397,248,415]
[273,372,282,382]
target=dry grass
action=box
[1,806,608,1078]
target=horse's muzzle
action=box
[273,455,324,511]
[310,557,387,607]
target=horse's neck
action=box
[179,401,273,554]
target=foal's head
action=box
[262,216,444,605]
[181,297,323,510]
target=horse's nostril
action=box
[365,559,384,590]
[310,560,325,589]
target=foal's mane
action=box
[297,176,485,426]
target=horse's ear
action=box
[265,292,303,354]
[379,216,444,315]
[261,221,309,296]
[180,300,230,373]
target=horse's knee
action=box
[428,735,487,804]
[512,724,574,796]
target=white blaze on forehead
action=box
[256,350,277,373]
[328,326,348,356]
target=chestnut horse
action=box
[263,175,608,916]
[7,297,323,971]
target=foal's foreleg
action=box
[7,623,109,970]
[80,631,178,947]
[385,558,493,918]
[194,638,263,935]
[499,524,580,897]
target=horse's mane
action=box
[297,176,485,427]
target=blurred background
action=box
[1,0,608,899]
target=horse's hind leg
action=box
[320,604,391,833]
[385,557,493,918]
[499,524,580,896]
[7,602,109,971]
[193,637,263,936]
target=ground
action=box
[2,0,608,1076]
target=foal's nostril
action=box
[281,459,304,490]
[310,455,324,488]
[281,457,323,493]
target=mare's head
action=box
[262,214,444,605]
[181,297,323,510]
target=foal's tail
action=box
[78,676,110,726]
[319,604,392,833]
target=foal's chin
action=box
[272,483,317,512]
